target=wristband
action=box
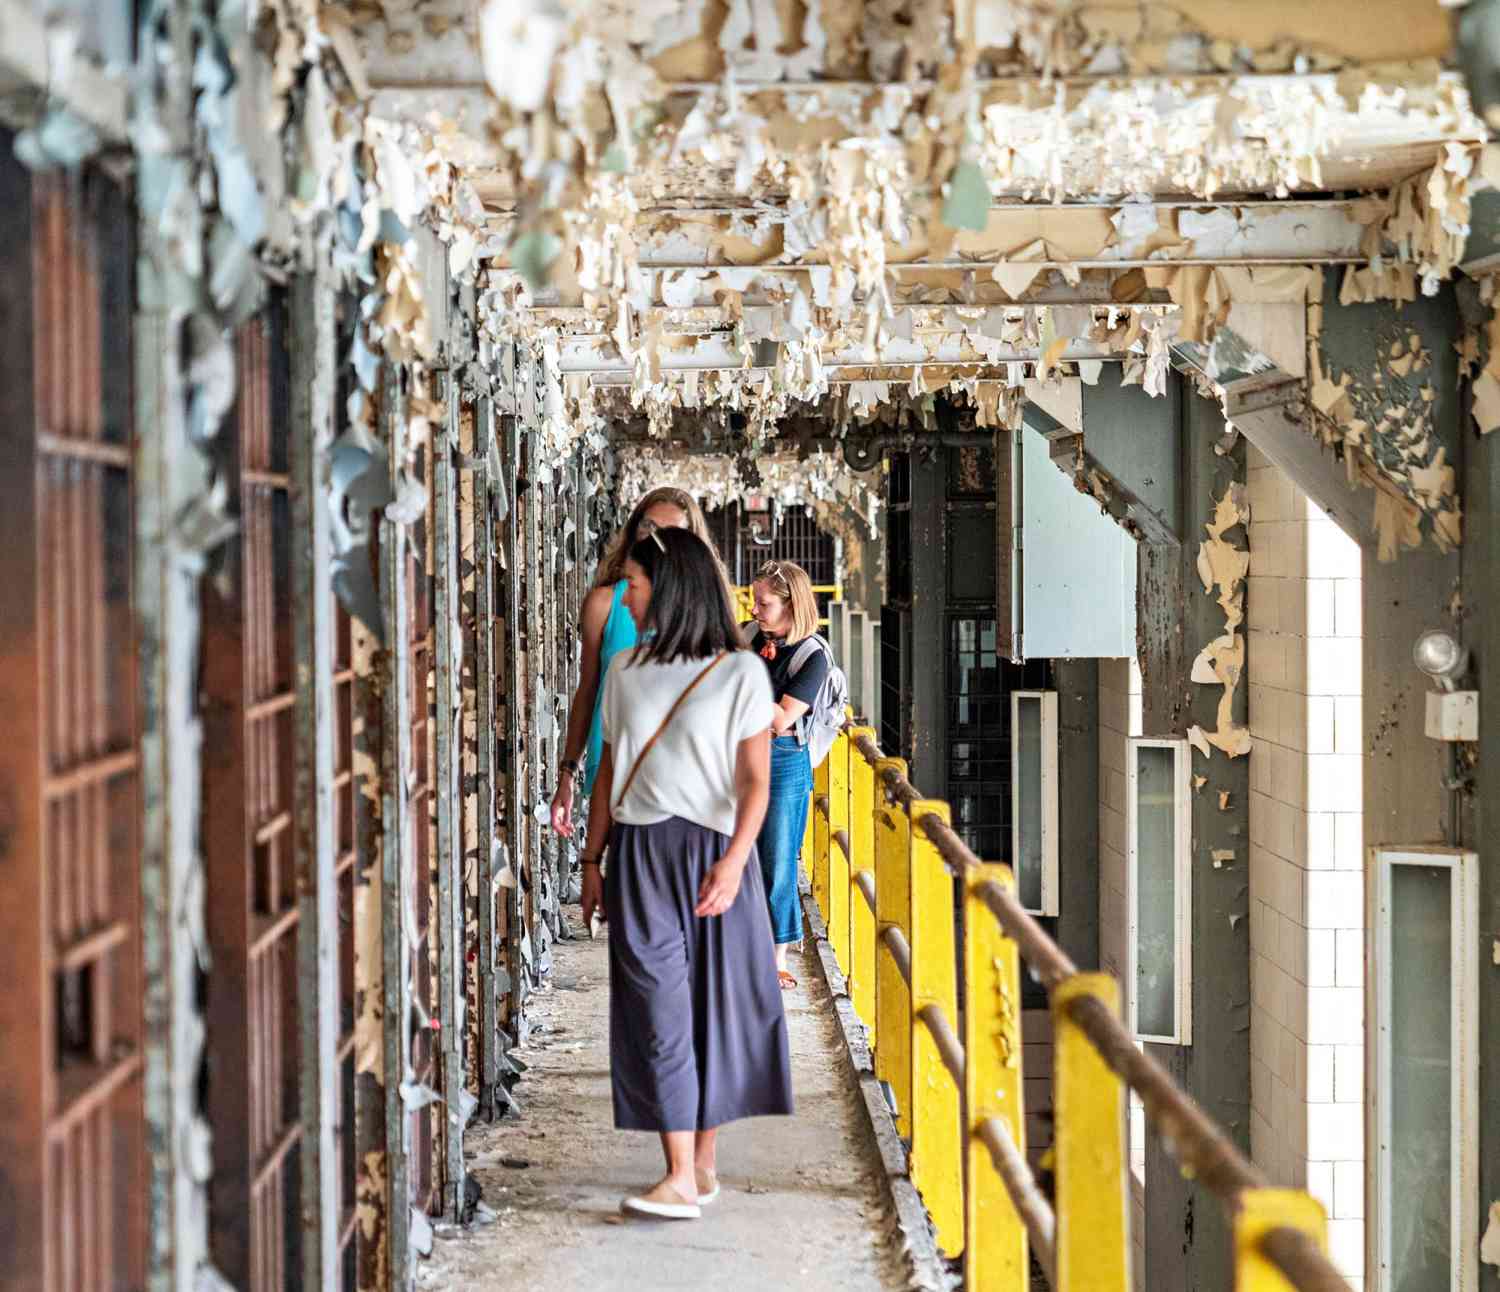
[580,855,602,868]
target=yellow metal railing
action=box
[734,584,841,628]
[809,725,1351,1292]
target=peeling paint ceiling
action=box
[336,0,1490,541]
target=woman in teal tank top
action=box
[550,487,724,835]
[581,579,637,794]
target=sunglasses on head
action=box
[757,560,790,590]
[635,516,669,552]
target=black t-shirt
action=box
[746,626,830,706]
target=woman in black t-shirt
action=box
[746,559,828,988]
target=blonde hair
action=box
[753,559,819,641]
[596,486,714,587]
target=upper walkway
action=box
[420,913,903,1292]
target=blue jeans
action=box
[758,735,812,945]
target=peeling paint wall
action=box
[1138,385,1251,1292]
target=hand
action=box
[581,865,605,927]
[550,777,575,836]
[694,855,748,918]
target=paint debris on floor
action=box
[419,910,909,1292]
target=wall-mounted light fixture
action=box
[1414,629,1478,741]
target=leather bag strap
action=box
[613,653,729,812]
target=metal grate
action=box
[0,158,147,1292]
[704,502,838,589]
[880,606,908,758]
[945,615,1051,862]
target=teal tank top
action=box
[583,580,639,795]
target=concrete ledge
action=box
[799,887,954,1292]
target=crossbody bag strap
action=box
[614,653,729,812]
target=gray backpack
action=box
[788,634,849,768]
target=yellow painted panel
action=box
[908,799,963,1259]
[848,728,879,1039]
[1053,974,1129,1292]
[800,780,813,888]
[828,733,852,975]
[965,863,1027,1290]
[874,758,911,1139]
[812,753,830,921]
[1234,1189,1328,1292]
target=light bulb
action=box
[1413,629,1468,690]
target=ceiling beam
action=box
[558,326,1129,374]
[586,358,1124,386]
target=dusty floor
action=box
[419,908,908,1292]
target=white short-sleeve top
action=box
[600,647,775,837]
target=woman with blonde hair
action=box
[550,486,717,835]
[746,559,827,987]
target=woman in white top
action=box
[580,527,793,1222]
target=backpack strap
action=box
[786,635,830,746]
[788,635,827,675]
[613,653,728,812]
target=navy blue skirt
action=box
[606,816,795,1132]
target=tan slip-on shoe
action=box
[621,1180,701,1220]
[695,1169,720,1205]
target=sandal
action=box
[777,970,798,991]
[621,1180,701,1221]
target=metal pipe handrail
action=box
[833,828,851,860]
[842,724,1351,1292]
[853,869,876,913]
[916,1003,965,1088]
[880,925,912,985]
[975,1117,1058,1286]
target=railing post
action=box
[874,758,912,1139]
[1053,974,1129,1292]
[848,728,878,1038]
[1234,1189,1329,1292]
[813,747,831,921]
[908,800,964,1258]
[966,863,1028,1289]
[828,731,852,975]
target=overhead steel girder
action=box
[1172,339,1379,553]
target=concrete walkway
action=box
[420,910,907,1292]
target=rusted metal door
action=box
[200,304,307,1291]
[0,155,147,1292]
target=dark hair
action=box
[625,528,743,664]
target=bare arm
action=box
[579,742,614,926]
[550,584,616,834]
[581,742,615,861]
[695,727,771,917]
[769,694,810,736]
[562,584,616,765]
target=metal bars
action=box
[6,148,598,1289]
[818,725,1353,1292]
[201,304,304,1291]
[0,158,147,1292]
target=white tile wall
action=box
[1245,448,1364,1265]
